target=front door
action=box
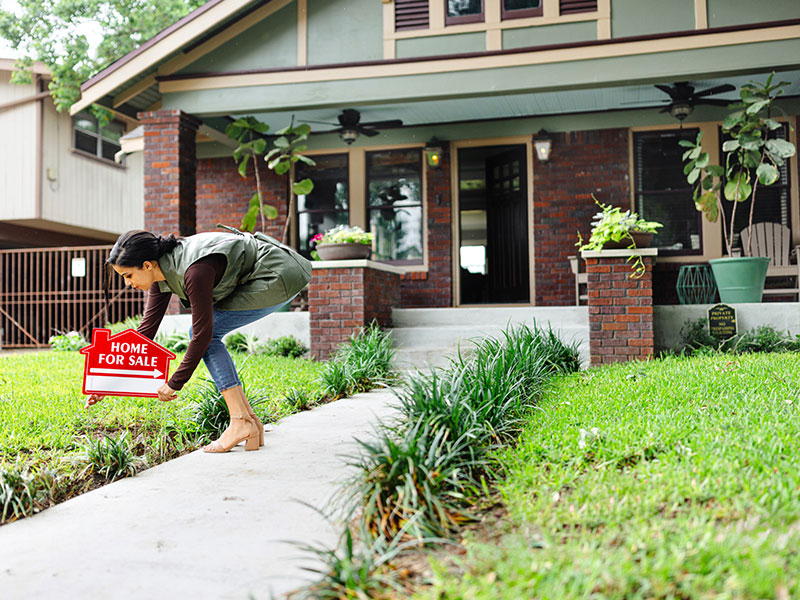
[458,145,530,304]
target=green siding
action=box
[611,0,694,38]
[307,0,382,65]
[164,38,800,116]
[179,2,297,74]
[707,0,800,27]
[503,22,596,50]
[396,32,485,58]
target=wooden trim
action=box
[297,0,308,66]
[112,75,157,108]
[0,90,50,113]
[445,0,486,26]
[543,0,558,18]
[695,0,708,29]
[350,149,366,230]
[384,0,396,58]
[159,21,800,93]
[486,28,502,50]
[596,0,610,39]
[70,148,127,170]
[430,0,445,29]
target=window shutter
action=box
[559,0,597,15]
[395,0,429,31]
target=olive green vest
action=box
[157,230,312,311]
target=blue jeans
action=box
[191,301,291,391]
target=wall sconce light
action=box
[533,130,552,162]
[425,138,444,169]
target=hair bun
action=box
[157,234,179,256]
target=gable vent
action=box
[559,0,598,14]
[395,0,429,31]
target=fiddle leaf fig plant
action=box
[576,196,662,279]
[681,74,796,257]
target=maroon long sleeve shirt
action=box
[137,254,227,390]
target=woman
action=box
[87,226,312,453]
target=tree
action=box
[0,0,205,116]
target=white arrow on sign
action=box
[90,367,163,378]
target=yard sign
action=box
[80,329,176,398]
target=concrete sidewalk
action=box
[0,389,399,600]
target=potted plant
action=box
[577,197,662,278]
[681,74,796,303]
[312,225,374,260]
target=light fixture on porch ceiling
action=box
[533,130,552,162]
[669,101,693,121]
[339,127,359,145]
[425,137,444,169]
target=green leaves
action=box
[695,190,719,222]
[756,163,779,186]
[293,178,314,196]
[765,138,795,159]
[723,170,751,202]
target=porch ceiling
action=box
[218,70,800,134]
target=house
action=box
[69,0,800,313]
[0,59,144,249]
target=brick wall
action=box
[308,264,401,360]
[139,110,201,236]
[534,128,630,306]
[585,250,655,364]
[401,149,452,307]
[196,157,289,239]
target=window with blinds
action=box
[634,129,702,255]
[395,0,429,31]
[559,0,597,15]
[720,123,792,252]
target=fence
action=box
[0,246,144,348]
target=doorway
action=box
[458,144,530,304]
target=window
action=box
[446,0,484,25]
[73,111,124,161]
[296,154,349,257]
[502,0,543,20]
[366,149,424,264]
[634,129,702,255]
[720,123,791,251]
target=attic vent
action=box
[395,0,429,31]
[559,0,598,14]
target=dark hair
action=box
[104,230,180,307]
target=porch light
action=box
[533,130,552,162]
[425,138,444,169]
[339,128,359,145]
[669,102,693,121]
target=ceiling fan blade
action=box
[693,98,734,107]
[655,84,678,99]
[692,83,736,98]
[659,106,671,113]
[358,127,381,137]
[360,119,403,128]
[304,118,339,126]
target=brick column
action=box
[138,109,201,236]
[583,249,657,365]
[309,260,402,360]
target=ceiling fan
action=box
[654,81,736,121]
[307,109,403,145]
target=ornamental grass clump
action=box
[0,464,56,524]
[78,432,143,482]
[319,323,395,399]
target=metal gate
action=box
[0,246,145,348]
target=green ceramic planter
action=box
[708,256,770,303]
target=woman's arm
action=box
[137,283,171,339]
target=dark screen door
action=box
[485,146,529,303]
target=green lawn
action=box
[419,353,800,598]
[0,350,324,477]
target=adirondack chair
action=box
[568,255,588,305]
[739,222,800,300]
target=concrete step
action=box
[391,306,588,329]
[389,324,589,350]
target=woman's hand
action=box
[157,383,178,402]
[85,394,105,409]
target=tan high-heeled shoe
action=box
[202,415,259,453]
[248,411,265,446]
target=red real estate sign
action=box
[80,328,177,398]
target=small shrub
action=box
[263,335,307,358]
[284,387,316,411]
[48,331,88,351]
[189,374,272,440]
[737,324,792,353]
[78,432,143,482]
[678,319,798,355]
[319,323,395,399]
[223,332,263,354]
[0,464,56,523]
[156,331,191,353]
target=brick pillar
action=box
[583,249,657,365]
[309,261,402,360]
[138,109,201,236]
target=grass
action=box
[417,352,800,598]
[0,349,325,522]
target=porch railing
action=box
[0,245,144,348]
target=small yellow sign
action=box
[708,303,737,339]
